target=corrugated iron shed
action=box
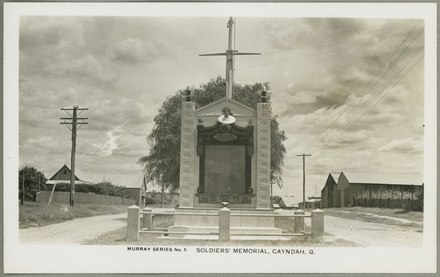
[342,171,423,186]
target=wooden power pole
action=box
[21,171,24,205]
[297,153,311,209]
[60,106,88,207]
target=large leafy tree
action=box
[138,77,287,192]
[19,166,47,202]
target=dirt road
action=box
[275,209,423,247]
[20,213,127,245]
[20,209,423,247]
[324,215,423,247]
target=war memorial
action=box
[127,17,324,241]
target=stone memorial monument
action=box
[169,17,281,236]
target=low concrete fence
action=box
[36,191,136,205]
[126,206,324,242]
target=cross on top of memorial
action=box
[199,17,261,100]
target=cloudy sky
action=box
[18,15,425,198]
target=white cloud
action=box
[17,16,425,199]
[92,125,125,156]
[320,129,371,148]
[114,38,145,62]
[113,38,160,64]
[290,91,317,104]
[380,138,423,153]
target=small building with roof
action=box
[320,172,340,209]
[282,196,298,209]
[305,192,321,209]
[271,196,286,209]
[122,176,148,207]
[45,164,92,187]
[320,171,423,211]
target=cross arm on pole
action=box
[200,52,260,57]
[199,52,226,56]
[198,17,262,100]
[234,52,261,56]
[61,108,88,111]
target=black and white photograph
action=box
[3,2,437,274]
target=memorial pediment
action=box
[195,98,256,117]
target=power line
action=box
[306,26,423,151]
[344,51,423,130]
[235,31,411,71]
[247,25,418,59]
[238,20,417,55]
[344,47,423,128]
[311,50,423,152]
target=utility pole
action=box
[270,182,273,201]
[297,153,311,209]
[160,179,164,208]
[60,106,88,207]
[21,171,25,205]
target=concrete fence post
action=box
[127,205,140,241]
[311,209,324,240]
[141,207,153,230]
[294,209,305,233]
[218,207,231,241]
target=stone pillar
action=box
[311,209,324,240]
[256,102,271,209]
[219,207,231,241]
[127,205,140,241]
[141,207,153,229]
[179,102,196,208]
[294,209,305,233]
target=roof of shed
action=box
[342,171,423,186]
[330,172,341,182]
[306,198,321,203]
[48,164,80,181]
[282,196,297,206]
[46,180,93,185]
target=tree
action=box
[53,181,129,198]
[19,166,47,203]
[138,76,287,192]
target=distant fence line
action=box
[36,191,136,205]
[322,183,423,212]
[352,197,423,212]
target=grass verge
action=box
[84,215,357,247]
[19,202,129,229]
[322,207,423,228]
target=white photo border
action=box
[3,2,437,274]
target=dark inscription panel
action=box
[199,194,251,204]
[204,145,246,194]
